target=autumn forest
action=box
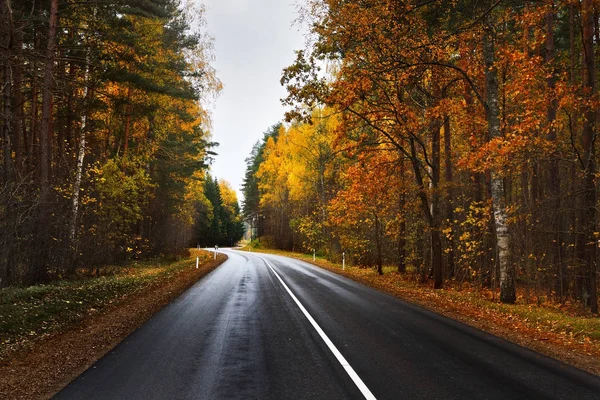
[5,1,600,396]
[0,0,243,286]
[2,0,600,316]
[242,0,600,313]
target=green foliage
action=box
[193,174,244,247]
[0,252,213,353]
[93,159,154,238]
[242,124,281,219]
[0,0,221,285]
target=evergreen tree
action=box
[242,123,281,219]
[193,174,244,247]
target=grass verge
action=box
[0,249,226,399]
[243,247,600,376]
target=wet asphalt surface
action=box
[54,250,600,399]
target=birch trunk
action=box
[68,48,90,274]
[483,25,516,304]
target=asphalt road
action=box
[55,250,600,399]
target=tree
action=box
[0,0,220,285]
[329,150,402,274]
[219,180,245,246]
[273,0,600,309]
[193,174,243,247]
[242,123,281,219]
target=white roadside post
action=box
[214,245,217,260]
[342,252,345,270]
[196,257,199,269]
[313,249,316,261]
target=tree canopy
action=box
[243,0,600,312]
[0,0,227,284]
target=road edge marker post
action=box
[196,256,199,269]
[313,249,316,261]
[343,252,345,270]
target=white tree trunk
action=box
[69,48,90,259]
[483,24,516,304]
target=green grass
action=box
[0,251,209,351]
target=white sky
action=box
[201,0,306,202]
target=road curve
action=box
[55,249,600,399]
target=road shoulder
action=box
[0,254,227,400]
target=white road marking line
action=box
[260,256,377,400]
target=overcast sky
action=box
[200,0,306,202]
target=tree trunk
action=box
[12,23,24,172]
[374,214,383,275]
[570,3,576,85]
[582,0,597,314]
[40,0,58,199]
[65,39,76,154]
[29,28,40,169]
[398,160,406,273]
[68,48,91,275]
[31,0,59,284]
[3,55,11,183]
[409,136,442,287]
[568,1,583,303]
[123,86,132,165]
[546,5,565,299]
[443,115,455,278]
[431,121,443,289]
[2,0,13,183]
[483,24,516,304]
